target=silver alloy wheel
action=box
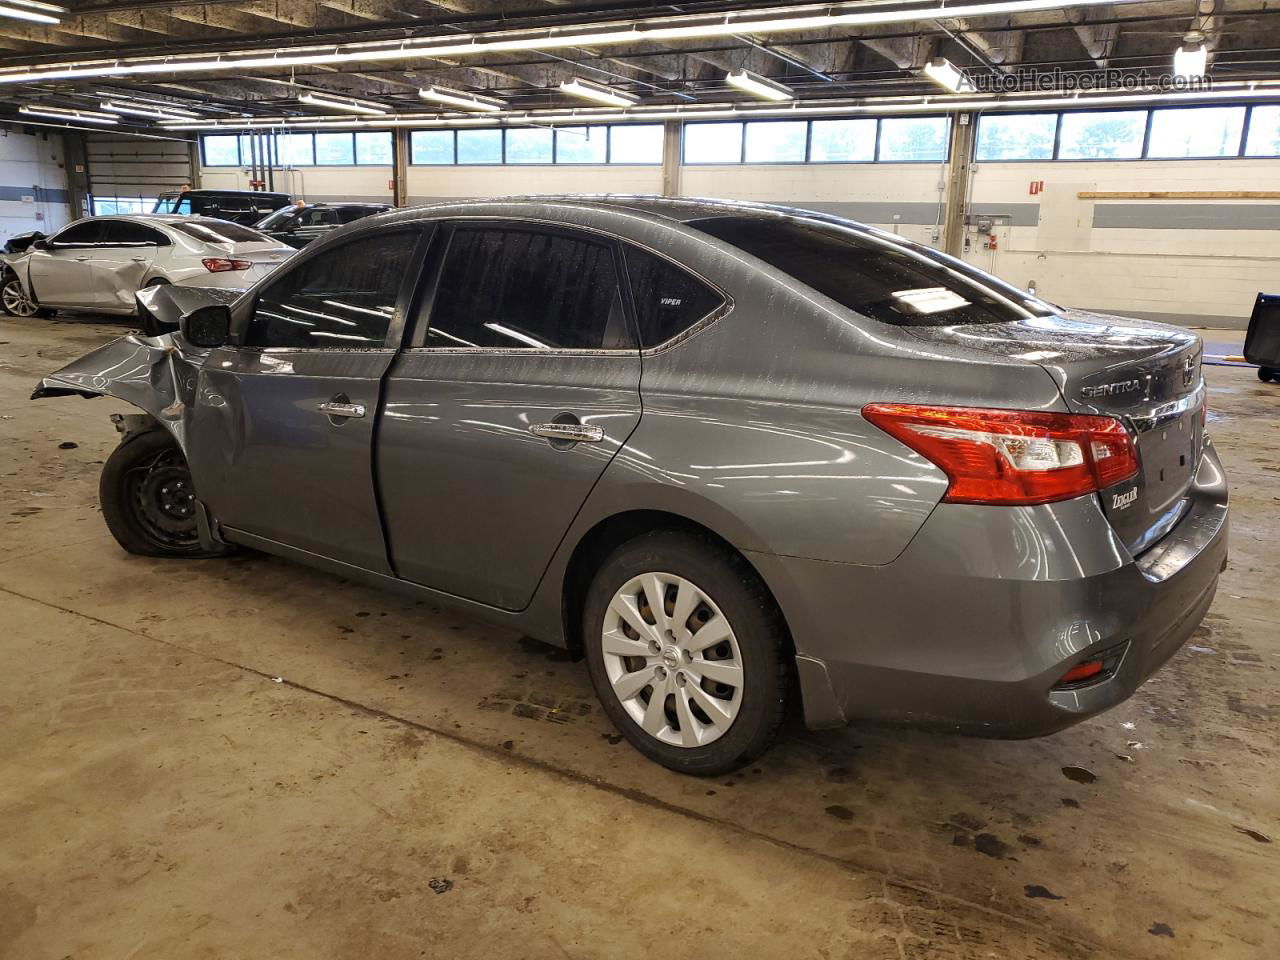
[601,572,744,748]
[2,279,39,317]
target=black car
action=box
[252,202,394,248]
[152,189,293,225]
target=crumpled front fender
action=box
[31,334,203,452]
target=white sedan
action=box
[1,214,296,321]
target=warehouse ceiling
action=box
[2,0,1279,129]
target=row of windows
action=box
[976,104,1280,161]
[683,116,951,164]
[409,124,663,165]
[202,131,394,167]
[250,225,718,351]
[200,103,1280,170]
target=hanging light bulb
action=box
[1173,33,1208,80]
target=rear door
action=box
[89,220,166,312]
[377,222,642,610]
[26,220,104,308]
[188,226,430,572]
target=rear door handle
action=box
[318,400,365,419]
[530,421,604,443]
[131,256,147,262]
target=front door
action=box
[188,226,429,573]
[377,222,642,611]
[27,220,104,308]
[89,219,165,313]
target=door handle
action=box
[530,421,604,443]
[75,256,90,261]
[131,256,147,262]
[318,400,365,419]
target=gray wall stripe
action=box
[1093,203,1280,231]
[0,184,69,204]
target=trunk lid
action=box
[905,308,1205,554]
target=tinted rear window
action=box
[688,216,1046,326]
[173,220,268,244]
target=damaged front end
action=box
[31,333,204,451]
[30,282,234,451]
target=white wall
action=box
[200,164,393,203]
[1,127,72,238]
[962,159,1280,326]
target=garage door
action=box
[86,133,193,215]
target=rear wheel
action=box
[99,429,232,558]
[2,277,50,318]
[138,277,173,336]
[583,531,787,775]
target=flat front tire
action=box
[99,429,232,558]
[583,531,788,775]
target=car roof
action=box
[387,194,870,230]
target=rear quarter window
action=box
[623,246,725,348]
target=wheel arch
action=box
[559,509,797,670]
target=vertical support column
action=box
[941,112,975,258]
[187,136,202,188]
[661,120,682,197]
[61,132,92,219]
[393,128,410,207]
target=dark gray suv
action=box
[35,196,1228,775]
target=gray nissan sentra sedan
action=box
[34,196,1228,775]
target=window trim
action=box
[400,215,732,356]
[235,225,432,353]
[682,116,952,165]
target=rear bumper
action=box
[754,441,1229,736]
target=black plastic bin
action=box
[1244,293,1280,383]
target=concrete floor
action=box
[1,316,1276,960]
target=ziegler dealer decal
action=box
[1112,487,1139,510]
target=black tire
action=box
[583,530,788,776]
[138,277,174,337]
[99,429,232,558]
[1259,367,1276,383]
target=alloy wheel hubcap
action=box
[2,280,37,317]
[601,572,743,748]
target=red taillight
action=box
[862,403,1139,506]
[1057,659,1105,686]
[201,257,252,273]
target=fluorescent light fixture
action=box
[19,105,118,125]
[101,99,199,120]
[922,58,974,94]
[1173,43,1208,80]
[559,78,639,107]
[156,82,1280,131]
[725,70,793,101]
[0,0,1161,84]
[298,90,389,115]
[0,0,66,24]
[418,85,504,112]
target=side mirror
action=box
[179,304,232,349]
[31,238,48,251]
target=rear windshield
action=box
[173,220,268,244]
[688,216,1051,326]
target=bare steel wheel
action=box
[99,429,233,558]
[603,572,744,748]
[2,278,44,318]
[584,530,787,775]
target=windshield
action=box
[688,215,1055,327]
[152,194,190,215]
[173,220,269,244]
[255,206,301,230]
